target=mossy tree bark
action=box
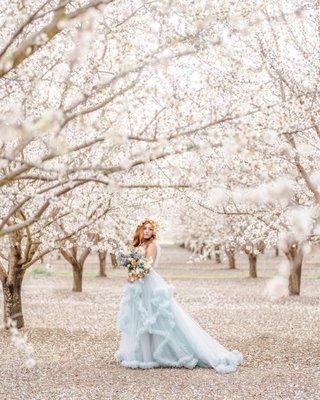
[0,229,38,329]
[2,269,25,329]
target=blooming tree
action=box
[0,0,318,335]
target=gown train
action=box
[115,242,243,373]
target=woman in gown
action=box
[115,218,243,373]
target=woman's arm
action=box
[146,242,157,265]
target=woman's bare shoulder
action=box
[146,241,157,249]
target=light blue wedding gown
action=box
[115,241,243,373]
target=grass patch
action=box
[30,265,53,277]
[27,267,320,281]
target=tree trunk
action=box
[60,247,90,292]
[72,263,83,292]
[2,273,24,329]
[98,251,107,277]
[289,265,302,295]
[3,231,25,329]
[110,253,118,268]
[248,253,257,278]
[200,244,205,255]
[285,245,303,295]
[226,249,236,269]
[214,245,221,264]
[257,240,266,254]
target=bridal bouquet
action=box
[116,246,152,282]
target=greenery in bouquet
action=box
[116,246,152,282]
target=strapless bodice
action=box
[138,241,161,269]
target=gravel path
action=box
[0,245,319,400]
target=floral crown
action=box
[137,218,160,232]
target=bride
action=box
[115,218,243,373]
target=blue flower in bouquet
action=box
[116,246,152,281]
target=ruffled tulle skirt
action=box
[115,268,243,373]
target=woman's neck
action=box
[141,239,154,248]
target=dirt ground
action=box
[0,245,319,400]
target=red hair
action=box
[132,219,158,247]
